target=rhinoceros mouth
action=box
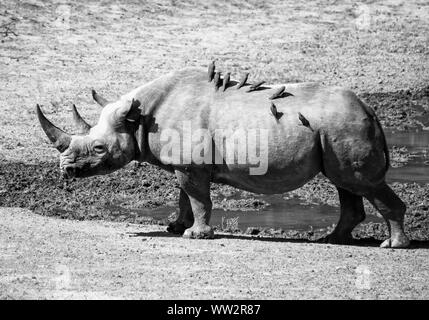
[61,166,76,179]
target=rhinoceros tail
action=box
[361,101,390,173]
[375,114,390,173]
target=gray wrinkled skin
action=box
[59,102,137,178]
[37,68,410,248]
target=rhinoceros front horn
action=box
[36,104,71,152]
[91,89,109,107]
[71,104,92,133]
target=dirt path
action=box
[0,208,428,299]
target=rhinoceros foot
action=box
[320,232,355,245]
[380,236,410,248]
[167,221,188,235]
[167,221,193,234]
[183,225,214,239]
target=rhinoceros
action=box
[36,66,410,248]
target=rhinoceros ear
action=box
[116,99,141,124]
[91,89,109,107]
[126,99,142,122]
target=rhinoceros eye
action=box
[93,144,106,154]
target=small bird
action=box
[208,61,215,82]
[270,102,283,120]
[236,72,249,89]
[222,72,230,92]
[270,102,278,118]
[269,86,285,100]
[213,72,221,91]
[298,112,313,131]
[246,80,265,92]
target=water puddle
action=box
[385,130,429,183]
[135,195,383,231]
[211,196,378,231]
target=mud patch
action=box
[0,160,269,221]
[1,160,428,241]
[0,161,179,223]
[360,87,429,130]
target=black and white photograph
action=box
[0,0,428,303]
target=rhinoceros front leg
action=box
[166,188,194,235]
[174,168,214,239]
[322,187,366,245]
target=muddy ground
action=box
[1,159,429,242]
[0,0,428,299]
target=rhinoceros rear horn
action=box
[71,104,92,133]
[91,89,109,107]
[36,104,71,152]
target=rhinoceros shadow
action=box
[127,231,429,249]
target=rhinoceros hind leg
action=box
[365,182,410,248]
[183,224,214,239]
[167,188,194,235]
[175,169,214,239]
[323,187,365,245]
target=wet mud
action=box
[1,158,428,242]
[360,86,429,130]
